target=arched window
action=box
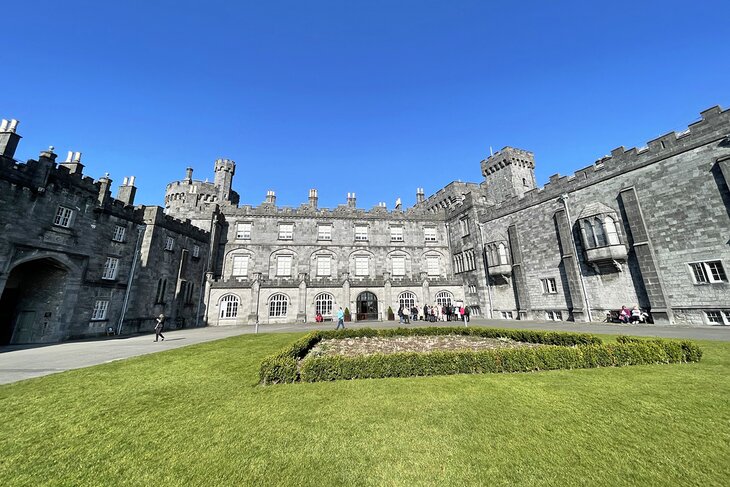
[604,216,620,245]
[219,294,239,319]
[435,291,453,307]
[583,220,596,249]
[398,291,416,310]
[269,293,289,318]
[314,292,334,317]
[593,217,607,247]
[497,243,508,265]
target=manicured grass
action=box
[1,333,728,486]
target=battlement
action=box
[225,199,445,221]
[421,181,481,214]
[481,105,730,222]
[481,147,535,176]
[141,206,210,241]
[214,158,236,173]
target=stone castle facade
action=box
[1,107,728,344]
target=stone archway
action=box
[0,258,70,345]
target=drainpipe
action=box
[117,225,145,335]
[477,222,494,319]
[194,250,209,328]
[559,194,593,322]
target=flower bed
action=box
[258,327,702,384]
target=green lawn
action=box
[1,332,728,486]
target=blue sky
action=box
[3,1,729,209]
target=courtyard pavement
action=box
[1,318,728,385]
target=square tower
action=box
[480,147,536,205]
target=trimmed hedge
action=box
[258,327,702,384]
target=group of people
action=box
[616,305,649,324]
[397,303,470,325]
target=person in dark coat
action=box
[154,314,165,342]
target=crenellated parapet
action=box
[140,206,210,241]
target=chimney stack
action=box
[97,173,113,206]
[308,189,318,209]
[265,190,276,205]
[117,175,137,206]
[60,150,84,175]
[347,192,356,208]
[185,167,193,182]
[395,198,402,211]
[0,119,21,159]
[416,187,425,204]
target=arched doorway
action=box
[0,258,70,345]
[356,291,378,321]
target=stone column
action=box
[554,209,588,322]
[342,273,350,315]
[508,224,531,320]
[421,272,430,305]
[249,273,261,324]
[297,273,308,322]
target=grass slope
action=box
[1,333,728,486]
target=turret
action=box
[481,147,536,204]
[0,119,21,159]
[213,158,236,202]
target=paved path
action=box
[1,319,728,385]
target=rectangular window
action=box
[276,255,292,276]
[236,222,251,240]
[500,311,513,319]
[392,256,405,276]
[355,256,369,276]
[192,245,200,258]
[54,206,74,228]
[460,217,470,237]
[355,225,368,241]
[232,255,249,276]
[317,255,331,276]
[427,256,440,276]
[278,223,293,240]
[182,281,195,305]
[91,300,109,321]
[112,225,126,242]
[424,227,437,242]
[541,278,557,294]
[546,311,563,321]
[155,278,167,304]
[690,261,727,284]
[164,237,175,251]
[390,226,404,242]
[317,224,332,241]
[706,311,723,324]
[102,257,119,280]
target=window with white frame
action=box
[192,244,200,258]
[91,300,109,321]
[500,311,513,319]
[315,293,334,317]
[236,222,251,240]
[398,291,416,310]
[164,237,175,251]
[355,225,368,241]
[54,206,74,228]
[435,291,453,307]
[424,227,437,242]
[112,225,126,242]
[390,226,404,242]
[219,294,239,319]
[232,255,249,276]
[317,224,332,241]
[392,256,405,276]
[497,243,508,265]
[545,310,563,321]
[269,293,288,317]
[316,255,331,276]
[102,257,119,280]
[276,255,292,276]
[541,278,557,294]
[690,261,727,284]
[278,223,293,240]
[460,217,470,237]
[604,216,620,245]
[427,256,440,276]
[468,285,477,294]
[705,311,725,325]
[355,256,369,276]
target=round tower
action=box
[214,158,236,202]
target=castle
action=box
[1,107,728,344]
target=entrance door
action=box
[12,311,37,344]
[356,291,378,321]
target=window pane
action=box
[236,223,251,239]
[318,225,331,240]
[317,255,331,276]
[691,263,708,283]
[355,256,368,276]
[391,227,403,241]
[277,255,292,276]
[707,262,727,282]
[425,227,437,241]
[355,225,368,241]
[427,256,439,276]
[232,255,249,276]
[279,224,293,240]
[392,256,405,276]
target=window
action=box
[236,222,251,240]
[318,224,332,241]
[604,216,620,245]
[392,256,405,276]
[276,255,292,277]
[705,311,724,324]
[355,256,369,276]
[500,311,513,319]
[546,310,563,321]
[192,245,200,258]
[398,291,416,310]
[427,256,440,276]
[316,255,331,276]
[278,223,293,240]
[315,293,334,317]
[355,225,368,241]
[269,293,288,317]
[164,237,175,251]
[541,278,557,294]
[424,227,437,242]
[232,255,249,276]
[112,225,126,242]
[155,278,167,304]
[102,257,119,280]
[690,261,727,284]
[91,300,109,321]
[468,285,477,294]
[583,220,597,248]
[219,294,239,319]
[460,217,470,237]
[390,226,404,242]
[497,243,508,265]
[435,291,453,307]
[54,206,74,228]
[593,217,607,247]
[183,281,195,305]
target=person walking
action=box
[154,314,165,342]
[336,307,345,330]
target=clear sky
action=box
[3,1,729,209]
